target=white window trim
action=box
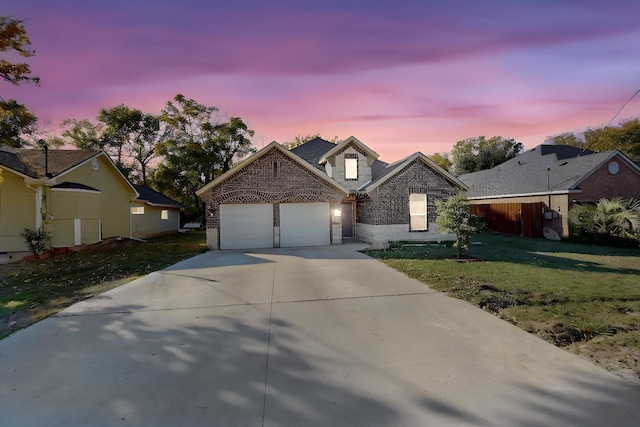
[409,193,427,231]
[345,157,358,180]
[161,209,169,220]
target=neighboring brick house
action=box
[196,136,466,250]
[459,145,640,240]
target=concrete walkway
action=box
[1,244,639,426]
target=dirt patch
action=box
[574,343,640,385]
[89,237,146,250]
[447,255,484,262]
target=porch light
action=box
[333,208,342,217]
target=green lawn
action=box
[0,231,207,339]
[364,233,640,382]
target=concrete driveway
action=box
[1,244,639,426]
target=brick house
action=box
[196,136,466,250]
[459,145,640,240]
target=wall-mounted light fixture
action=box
[333,208,342,217]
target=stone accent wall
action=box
[201,148,344,231]
[357,159,459,227]
[328,144,374,192]
[355,223,455,244]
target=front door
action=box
[341,202,353,238]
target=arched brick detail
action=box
[201,148,345,230]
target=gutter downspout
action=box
[35,185,42,230]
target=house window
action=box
[161,209,169,220]
[409,193,427,231]
[273,160,279,178]
[345,154,358,180]
[131,206,144,215]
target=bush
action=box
[569,198,640,248]
[21,228,50,255]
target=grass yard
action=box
[364,233,640,383]
[0,231,207,339]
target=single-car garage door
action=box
[280,202,330,247]
[220,204,273,249]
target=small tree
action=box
[435,193,484,259]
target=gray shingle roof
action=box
[459,145,621,197]
[0,149,36,177]
[289,137,336,170]
[133,184,183,208]
[287,137,465,192]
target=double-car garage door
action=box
[219,202,330,250]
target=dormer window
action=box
[345,154,358,180]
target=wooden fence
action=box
[471,202,544,238]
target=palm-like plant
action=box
[569,198,640,243]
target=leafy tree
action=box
[61,119,105,150]
[0,98,36,147]
[62,106,166,183]
[0,16,39,149]
[128,113,166,184]
[1,16,39,86]
[428,152,452,172]
[204,117,255,172]
[546,118,640,162]
[154,94,255,218]
[569,198,640,246]
[451,136,523,176]
[545,132,584,148]
[435,193,484,259]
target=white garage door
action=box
[280,202,330,247]
[220,204,273,250]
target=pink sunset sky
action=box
[3,0,640,161]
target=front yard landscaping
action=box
[364,233,640,384]
[0,231,207,339]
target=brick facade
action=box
[356,159,458,227]
[201,148,345,231]
[575,156,640,201]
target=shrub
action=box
[21,228,50,255]
[569,198,640,247]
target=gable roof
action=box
[196,141,350,197]
[134,184,183,208]
[319,136,379,164]
[15,149,98,178]
[362,152,468,192]
[289,137,337,170]
[459,145,640,198]
[0,147,138,196]
[286,136,466,193]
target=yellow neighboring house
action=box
[131,184,182,239]
[0,147,137,254]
